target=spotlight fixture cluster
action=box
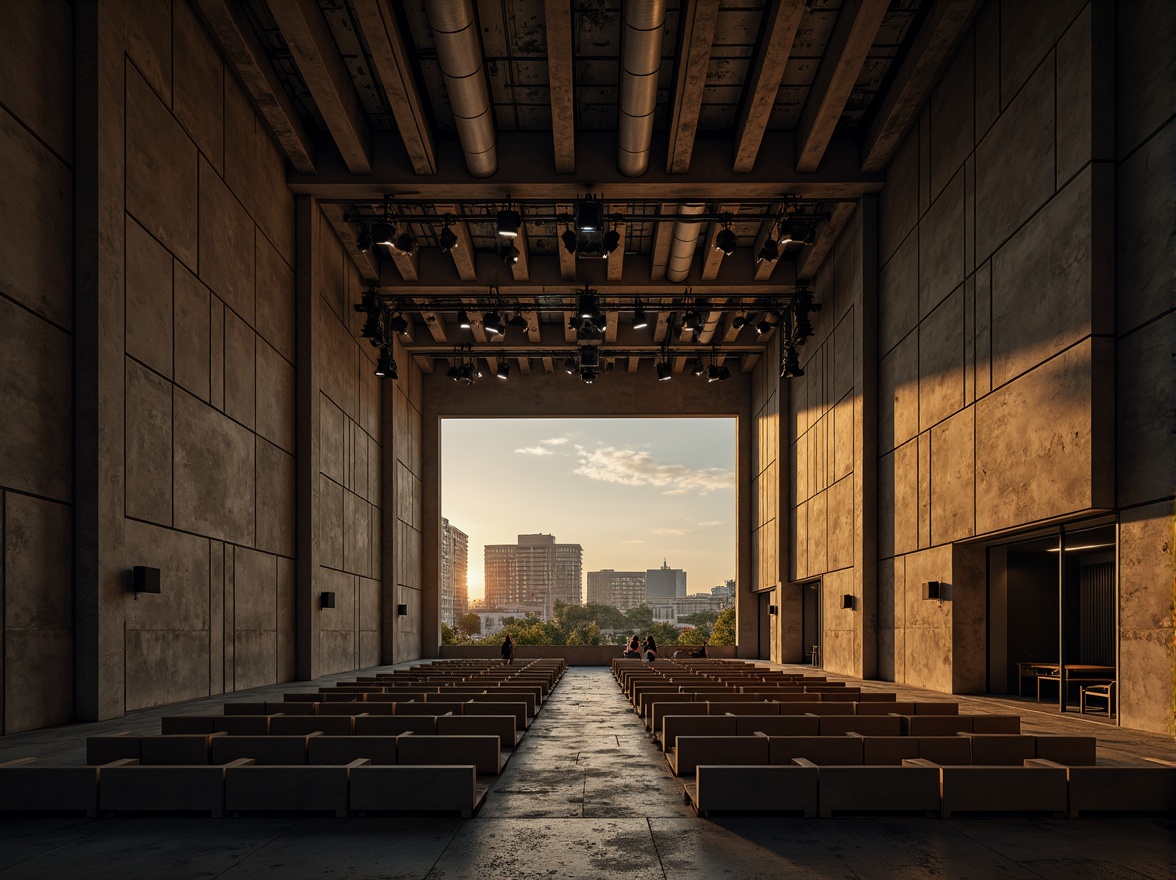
[445,345,482,385]
[779,286,822,379]
[353,288,399,380]
[757,204,817,264]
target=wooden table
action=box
[1018,663,1115,700]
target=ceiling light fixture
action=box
[375,345,398,379]
[691,356,705,377]
[577,289,599,319]
[563,355,577,375]
[457,309,472,330]
[656,360,672,381]
[714,214,737,256]
[395,230,417,255]
[370,220,396,247]
[561,228,577,254]
[756,314,775,335]
[757,237,779,263]
[482,310,505,336]
[632,300,648,330]
[388,313,410,338]
[602,228,621,256]
[496,357,510,380]
[502,245,520,264]
[438,220,459,253]
[496,208,521,238]
[356,223,373,252]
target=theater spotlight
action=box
[757,237,780,263]
[388,313,410,338]
[656,360,672,381]
[632,301,649,330]
[356,223,372,252]
[714,225,737,256]
[496,358,510,380]
[561,228,577,254]
[370,220,396,247]
[502,245,520,264]
[602,228,621,256]
[691,357,705,377]
[756,315,775,335]
[438,223,459,253]
[394,230,416,255]
[563,356,577,374]
[482,311,505,336]
[374,346,397,379]
[496,208,521,237]
[457,310,472,330]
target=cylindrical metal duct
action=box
[426,0,497,177]
[666,203,706,282]
[617,0,666,177]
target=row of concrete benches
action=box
[0,757,487,818]
[657,711,1024,746]
[642,698,958,731]
[274,691,539,717]
[85,731,507,774]
[207,698,531,728]
[683,760,1176,818]
[664,732,1098,775]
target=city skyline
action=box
[442,417,736,602]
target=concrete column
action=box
[419,406,441,658]
[294,196,321,680]
[856,195,879,679]
[735,404,757,657]
[73,0,128,721]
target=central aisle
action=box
[478,665,691,819]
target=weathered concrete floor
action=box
[1,666,1173,879]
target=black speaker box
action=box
[922,580,941,600]
[320,591,336,608]
[132,566,161,594]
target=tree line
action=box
[442,601,736,647]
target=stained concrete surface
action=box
[1,665,1173,879]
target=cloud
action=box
[697,520,724,527]
[652,528,690,536]
[540,437,569,446]
[573,446,734,494]
[515,446,553,456]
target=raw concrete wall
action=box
[69,0,298,719]
[1113,0,1175,736]
[787,202,878,680]
[875,0,1117,697]
[0,2,74,734]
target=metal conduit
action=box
[426,0,497,178]
[665,203,706,282]
[617,0,666,177]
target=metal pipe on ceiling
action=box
[666,203,706,282]
[617,0,667,177]
[425,0,497,178]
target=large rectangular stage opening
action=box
[440,417,736,648]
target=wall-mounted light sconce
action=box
[922,581,941,601]
[768,604,778,615]
[841,594,855,610]
[320,591,336,609]
[397,604,408,616]
[132,566,161,594]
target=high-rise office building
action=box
[586,569,647,610]
[485,534,582,619]
[646,560,687,600]
[440,518,469,627]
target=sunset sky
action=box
[441,417,736,602]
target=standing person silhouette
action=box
[500,633,515,665]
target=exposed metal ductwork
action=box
[665,203,706,282]
[426,0,497,178]
[617,0,666,177]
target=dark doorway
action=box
[801,580,822,666]
[987,523,1116,713]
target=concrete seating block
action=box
[1026,761,1176,817]
[0,759,99,817]
[818,715,903,737]
[854,693,899,703]
[264,701,317,715]
[768,736,863,766]
[224,761,363,818]
[782,703,854,716]
[223,702,268,715]
[210,735,316,765]
[490,689,538,716]
[318,701,391,716]
[396,734,503,775]
[662,715,738,751]
[707,701,781,716]
[735,715,820,737]
[86,732,140,764]
[687,764,818,817]
[269,715,354,736]
[308,736,398,765]
[670,736,769,777]
[99,761,252,817]
[912,702,959,715]
[396,702,469,716]
[970,715,1021,734]
[651,701,708,732]
[1033,736,1097,766]
[283,693,322,702]
[212,715,272,736]
[903,715,971,736]
[355,715,437,736]
[859,736,918,765]
[815,764,941,817]
[916,736,973,765]
[349,765,485,817]
[856,701,916,715]
[436,714,519,749]
[140,733,225,765]
[939,765,1068,817]
[160,715,216,735]
[463,700,527,731]
[962,734,1036,766]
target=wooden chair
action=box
[1079,681,1115,716]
